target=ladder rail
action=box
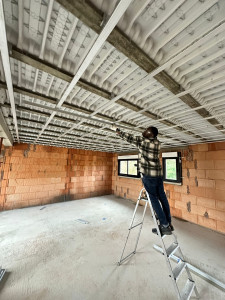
[145,189,182,300]
[133,200,148,253]
[118,188,147,265]
[118,197,140,265]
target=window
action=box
[118,155,140,178]
[162,152,182,184]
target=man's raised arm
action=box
[111,125,141,148]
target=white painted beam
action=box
[0,0,19,142]
[17,0,23,49]
[39,0,54,59]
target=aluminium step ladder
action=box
[118,188,199,300]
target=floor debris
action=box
[75,219,89,224]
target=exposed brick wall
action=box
[0,143,113,211]
[112,142,225,234]
[112,154,143,202]
[69,148,113,200]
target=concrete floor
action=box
[0,195,225,300]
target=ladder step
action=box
[166,242,179,257]
[180,279,195,300]
[172,261,186,280]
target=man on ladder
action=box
[112,125,199,299]
[112,125,173,235]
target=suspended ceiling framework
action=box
[0,0,225,152]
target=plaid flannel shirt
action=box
[117,129,163,177]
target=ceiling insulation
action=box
[0,0,225,151]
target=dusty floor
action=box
[0,195,225,300]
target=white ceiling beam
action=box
[39,0,54,59]
[31,0,54,93]
[0,0,19,142]
[32,69,39,91]
[17,0,23,49]
[86,45,114,81]
[0,55,5,82]
[58,18,78,68]
[17,60,22,87]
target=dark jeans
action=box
[142,175,171,226]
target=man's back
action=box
[136,136,163,177]
[117,130,163,177]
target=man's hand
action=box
[111,124,117,131]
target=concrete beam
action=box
[56,0,224,132]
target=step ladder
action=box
[118,188,199,300]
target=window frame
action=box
[162,152,182,184]
[118,155,140,178]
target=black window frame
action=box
[162,152,182,184]
[118,158,140,178]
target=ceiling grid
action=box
[0,0,225,151]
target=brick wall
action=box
[1,141,224,233]
[112,154,144,205]
[0,143,113,210]
[112,142,225,234]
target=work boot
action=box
[152,225,172,236]
[161,225,172,235]
[169,223,174,231]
